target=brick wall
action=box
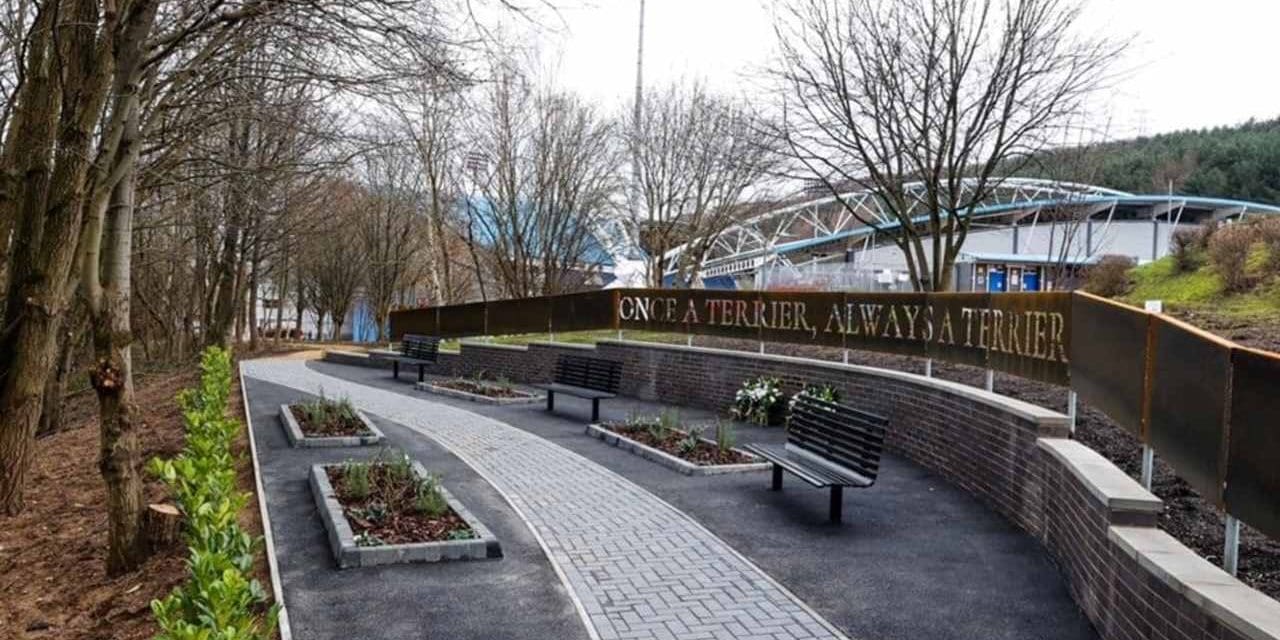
[324,340,1280,640]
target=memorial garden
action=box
[4,0,1280,638]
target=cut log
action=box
[144,503,182,550]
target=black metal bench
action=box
[531,354,622,422]
[371,334,441,382]
[743,394,888,523]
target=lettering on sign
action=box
[617,294,1068,364]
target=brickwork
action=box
[323,339,1280,640]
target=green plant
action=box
[343,460,372,500]
[294,390,360,428]
[414,474,449,517]
[148,346,278,640]
[678,426,704,456]
[385,449,415,485]
[714,421,736,454]
[731,376,784,425]
[446,528,475,541]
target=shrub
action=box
[1258,217,1280,274]
[149,347,278,640]
[1169,227,1205,272]
[1084,255,1135,297]
[1208,224,1255,292]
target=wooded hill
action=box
[1087,118,1280,201]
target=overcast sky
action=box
[532,0,1280,139]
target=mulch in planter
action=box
[327,465,473,545]
[603,422,756,466]
[435,379,531,399]
[291,405,372,438]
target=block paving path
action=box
[244,359,847,640]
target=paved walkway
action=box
[244,359,847,640]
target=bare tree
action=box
[770,0,1120,291]
[467,63,621,297]
[625,81,777,287]
[356,138,429,340]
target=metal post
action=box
[1140,445,1154,491]
[686,334,692,347]
[925,358,933,378]
[759,341,765,354]
[1224,515,1241,576]
[843,349,849,365]
[617,329,623,341]
[1067,389,1078,434]
[984,369,994,392]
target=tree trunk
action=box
[92,169,148,575]
[38,300,87,437]
[248,249,260,351]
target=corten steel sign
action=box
[388,287,1280,540]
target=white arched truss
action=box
[665,178,1132,278]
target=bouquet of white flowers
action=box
[730,376,784,425]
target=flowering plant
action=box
[731,376,784,425]
[787,383,841,424]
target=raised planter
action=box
[279,404,384,448]
[586,423,771,476]
[310,462,501,568]
[414,379,543,406]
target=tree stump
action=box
[144,503,182,550]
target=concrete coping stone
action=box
[1109,526,1280,640]
[596,339,1069,430]
[457,340,530,353]
[279,404,385,448]
[585,423,771,476]
[310,461,502,569]
[1037,438,1162,516]
[526,340,598,351]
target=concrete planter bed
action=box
[279,404,384,448]
[414,379,543,405]
[310,462,501,569]
[586,423,771,476]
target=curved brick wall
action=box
[325,340,1280,640]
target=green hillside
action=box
[1123,255,1280,322]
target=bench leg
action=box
[546,391,555,412]
[771,464,783,491]
[418,364,425,383]
[829,486,844,524]
[591,398,600,423]
[392,361,399,380]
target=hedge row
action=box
[149,347,278,640]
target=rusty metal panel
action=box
[437,301,487,338]
[1224,347,1280,539]
[924,292,990,368]
[616,289,693,334]
[486,297,551,336]
[389,306,438,341]
[1070,293,1149,437]
[836,292,928,356]
[756,290,841,347]
[988,293,1072,385]
[1147,315,1232,506]
[550,291,615,333]
[681,289,763,341]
